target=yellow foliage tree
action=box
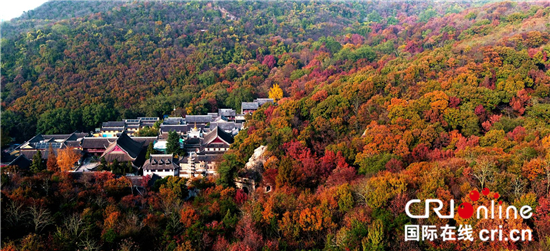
[268,84,283,102]
[57,148,81,171]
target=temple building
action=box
[159,117,188,137]
[81,137,116,156]
[17,132,88,160]
[241,102,259,114]
[6,106,252,177]
[182,126,233,154]
[241,98,273,114]
[209,118,242,136]
[6,155,32,172]
[99,121,125,137]
[202,127,234,153]
[178,126,234,178]
[185,115,214,127]
[97,117,159,137]
[142,154,179,178]
[179,152,220,178]
[218,108,237,121]
[100,132,147,167]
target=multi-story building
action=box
[97,117,159,137]
[142,154,179,178]
[179,152,220,178]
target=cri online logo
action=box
[405,188,533,220]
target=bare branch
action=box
[29,204,53,233]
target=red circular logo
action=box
[469,190,480,201]
[458,202,474,219]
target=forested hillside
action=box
[2,0,528,141]
[2,1,550,250]
[2,0,408,141]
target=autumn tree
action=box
[362,219,384,251]
[57,148,81,171]
[262,55,277,69]
[276,157,296,188]
[46,144,59,172]
[268,84,283,102]
[162,176,188,199]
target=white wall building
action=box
[142,154,179,178]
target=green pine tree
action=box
[99,156,108,171]
[126,161,133,174]
[30,151,44,173]
[217,153,239,188]
[166,131,180,154]
[146,142,154,159]
[112,159,120,174]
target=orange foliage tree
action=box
[57,148,81,171]
[46,144,59,172]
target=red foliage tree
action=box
[385,158,403,173]
[235,189,248,205]
[411,143,429,162]
[262,55,277,69]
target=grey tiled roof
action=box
[132,137,158,146]
[196,154,222,163]
[218,108,236,117]
[8,155,31,170]
[185,115,214,123]
[163,117,185,125]
[137,117,159,122]
[34,142,64,149]
[241,102,259,110]
[101,133,146,165]
[81,137,115,149]
[203,126,234,145]
[114,133,144,159]
[102,121,125,128]
[254,98,274,106]
[209,122,241,132]
[160,125,188,133]
[42,134,72,140]
[143,154,179,170]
